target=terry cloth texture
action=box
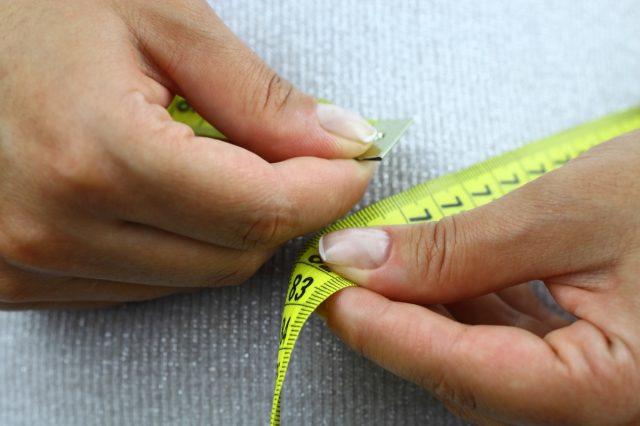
[1,1,639,425]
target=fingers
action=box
[128,1,375,161]
[0,260,193,304]
[445,293,555,337]
[322,287,563,423]
[318,164,618,304]
[110,98,374,249]
[83,222,274,287]
[430,283,570,337]
[0,214,274,287]
[87,222,273,287]
[496,283,570,329]
[322,287,635,425]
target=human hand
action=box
[319,130,640,425]
[0,0,377,309]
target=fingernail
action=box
[319,228,390,270]
[317,104,378,144]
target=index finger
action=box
[322,287,636,425]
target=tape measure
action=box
[168,97,412,161]
[167,97,640,425]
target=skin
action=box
[321,131,640,425]
[3,1,636,423]
[0,0,374,309]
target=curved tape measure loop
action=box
[166,97,640,425]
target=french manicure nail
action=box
[319,228,391,270]
[316,103,378,143]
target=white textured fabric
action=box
[1,1,639,425]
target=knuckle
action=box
[207,254,266,286]
[0,219,68,271]
[413,217,458,295]
[240,196,295,249]
[44,145,117,209]
[241,213,280,249]
[240,58,297,118]
[430,373,478,412]
[261,72,295,114]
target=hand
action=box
[0,0,377,309]
[319,130,640,425]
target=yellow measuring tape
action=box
[168,97,640,424]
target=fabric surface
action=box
[1,1,639,425]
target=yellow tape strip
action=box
[166,98,640,424]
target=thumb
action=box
[133,2,376,161]
[318,172,612,304]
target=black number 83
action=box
[288,274,314,302]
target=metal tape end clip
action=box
[356,119,413,161]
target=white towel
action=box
[1,0,639,424]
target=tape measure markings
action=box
[168,97,227,140]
